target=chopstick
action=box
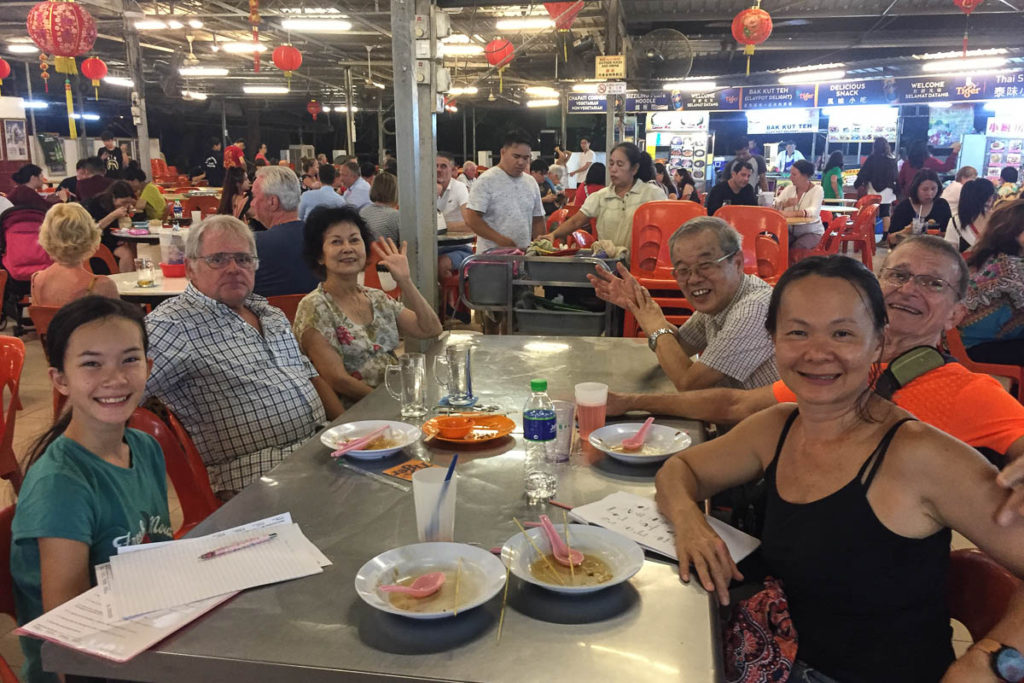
[512,517,564,586]
[563,509,575,584]
[496,565,511,644]
[453,558,462,616]
[336,461,411,492]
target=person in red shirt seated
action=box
[5,164,68,211]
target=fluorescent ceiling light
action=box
[7,44,39,54]
[776,62,846,73]
[103,76,135,87]
[822,105,896,117]
[331,105,359,112]
[441,44,483,56]
[525,86,558,97]
[321,106,332,113]
[368,80,386,90]
[242,85,289,94]
[914,48,1006,60]
[929,102,953,109]
[442,34,471,44]
[70,113,100,121]
[572,83,599,93]
[180,66,229,76]
[526,98,559,108]
[167,19,184,29]
[496,17,554,30]
[445,105,458,113]
[188,19,203,28]
[182,90,207,100]
[22,100,49,109]
[280,19,353,32]
[778,70,846,84]
[281,7,347,15]
[222,42,267,54]
[662,81,718,92]
[921,56,1007,73]
[448,86,479,95]
[134,19,167,29]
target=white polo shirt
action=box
[437,180,469,226]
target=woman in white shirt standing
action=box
[774,159,824,251]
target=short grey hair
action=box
[185,215,256,260]
[886,234,969,300]
[548,165,566,183]
[667,216,743,258]
[255,165,301,212]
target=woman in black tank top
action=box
[654,255,1024,682]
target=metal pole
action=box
[377,99,385,164]
[604,0,620,183]
[391,0,438,321]
[560,89,567,153]
[221,99,228,147]
[344,67,356,156]
[24,62,36,137]
[471,105,477,162]
[124,3,152,180]
[461,106,467,163]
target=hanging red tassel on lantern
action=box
[307,99,322,121]
[485,39,515,93]
[272,44,302,87]
[0,59,10,96]
[38,53,49,93]
[80,56,107,100]
[731,3,773,76]
[249,0,261,72]
[953,0,984,55]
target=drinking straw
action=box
[428,454,459,540]
[453,557,463,616]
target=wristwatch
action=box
[973,638,1024,682]
[647,327,676,352]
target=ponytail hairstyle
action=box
[24,297,149,471]
[611,142,656,183]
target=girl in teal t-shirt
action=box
[822,151,844,201]
[11,297,172,683]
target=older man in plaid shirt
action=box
[144,216,342,497]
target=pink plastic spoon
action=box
[620,417,655,452]
[539,515,584,567]
[379,571,446,598]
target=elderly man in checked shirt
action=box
[144,216,343,497]
[588,216,778,391]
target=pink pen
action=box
[199,532,278,560]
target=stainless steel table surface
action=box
[44,334,722,683]
[110,272,187,302]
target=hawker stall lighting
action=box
[572,83,599,93]
[134,19,168,30]
[180,66,229,76]
[776,62,846,73]
[525,86,559,97]
[188,19,204,29]
[921,56,1008,73]
[442,34,471,44]
[243,85,289,94]
[662,80,718,92]
[441,44,484,56]
[778,70,846,84]
[22,100,49,109]
[167,19,184,29]
[182,90,208,100]
[280,19,353,32]
[526,98,559,107]
[7,44,39,54]
[448,86,479,95]
[103,76,135,87]
[496,17,554,30]
[222,42,267,54]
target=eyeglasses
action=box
[879,268,952,295]
[196,252,259,270]
[672,250,738,281]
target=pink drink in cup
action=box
[574,382,608,441]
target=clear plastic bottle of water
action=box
[523,378,558,502]
[173,200,183,222]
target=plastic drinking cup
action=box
[574,382,608,441]
[412,467,457,542]
[552,400,574,462]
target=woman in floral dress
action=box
[293,206,443,406]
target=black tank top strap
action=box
[770,409,800,467]
[857,418,916,488]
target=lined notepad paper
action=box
[569,491,760,564]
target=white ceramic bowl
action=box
[588,423,692,465]
[320,420,421,459]
[501,524,644,595]
[354,542,507,619]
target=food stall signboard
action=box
[665,88,741,111]
[987,117,1024,138]
[595,55,626,79]
[741,85,816,109]
[818,80,892,107]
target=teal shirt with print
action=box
[11,429,172,683]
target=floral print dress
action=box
[293,284,404,405]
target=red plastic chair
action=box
[85,244,120,275]
[819,209,834,227]
[948,548,1022,642]
[839,204,879,271]
[789,216,849,264]
[26,305,66,419]
[0,338,24,493]
[854,194,882,210]
[184,195,220,218]
[624,201,706,336]
[363,250,401,300]
[546,208,568,232]
[946,328,1024,402]
[267,294,304,324]
[0,503,20,683]
[128,407,220,538]
[713,205,789,284]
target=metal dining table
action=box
[43,334,723,683]
[110,272,187,303]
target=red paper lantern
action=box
[731,6,773,74]
[0,58,9,96]
[485,39,515,92]
[272,44,302,85]
[80,56,106,99]
[26,0,97,75]
[307,99,322,121]
[543,2,584,30]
